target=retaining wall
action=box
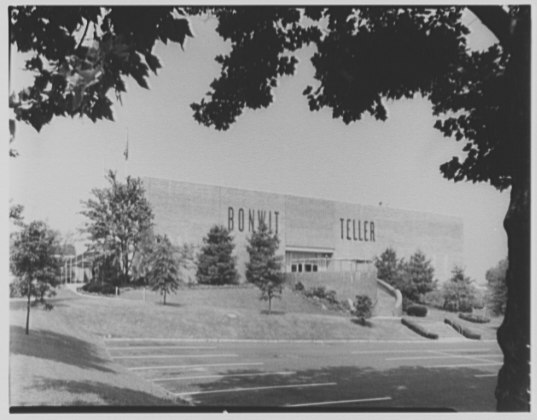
[284,265,378,304]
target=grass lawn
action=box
[67,285,419,341]
[9,291,184,407]
[404,306,503,340]
[428,307,503,340]
[10,283,503,407]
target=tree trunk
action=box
[495,7,531,412]
[163,290,166,305]
[25,276,31,335]
[496,179,530,411]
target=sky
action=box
[8,9,510,284]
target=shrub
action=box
[293,281,305,292]
[423,289,444,309]
[458,313,491,324]
[353,295,373,320]
[82,282,116,295]
[401,317,438,339]
[304,286,337,302]
[402,296,415,312]
[301,286,346,312]
[406,304,428,317]
[444,318,481,340]
[325,289,338,304]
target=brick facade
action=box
[143,177,463,283]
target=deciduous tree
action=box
[486,258,508,316]
[146,235,181,305]
[10,220,61,334]
[191,6,530,410]
[81,170,153,285]
[9,6,193,137]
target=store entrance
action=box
[285,250,333,273]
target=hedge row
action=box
[444,318,481,340]
[81,282,116,295]
[406,304,428,317]
[401,317,438,340]
[458,313,491,324]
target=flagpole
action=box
[123,127,129,180]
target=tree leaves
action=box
[191,6,524,191]
[164,18,193,46]
[9,6,194,136]
[191,7,318,130]
[80,170,154,282]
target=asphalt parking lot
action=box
[104,337,502,411]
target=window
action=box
[291,264,297,273]
[305,264,312,272]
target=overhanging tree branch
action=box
[467,6,511,48]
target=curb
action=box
[102,336,493,344]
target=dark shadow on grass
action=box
[155,302,183,308]
[10,301,69,310]
[260,310,286,315]
[10,325,114,373]
[351,318,373,327]
[177,364,498,411]
[25,377,184,406]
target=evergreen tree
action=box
[486,259,508,316]
[402,250,437,303]
[146,235,181,305]
[375,248,408,292]
[196,225,238,285]
[442,266,477,312]
[246,221,283,313]
[375,248,399,283]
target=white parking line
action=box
[111,353,237,360]
[386,354,493,361]
[351,348,496,355]
[428,349,502,365]
[430,362,502,369]
[352,350,432,355]
[475,373,498,378]
[153,371,296,382]
[108,346,216,350]
[286,396,392,407]
[128,362,263,371]
[173,382,337,396]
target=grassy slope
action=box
[9,292,183,407]
[68,285,419,341]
